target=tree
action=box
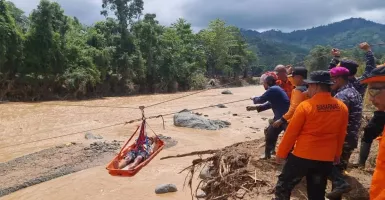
[23,0,69,77]
[5,1,28,32]
[304,45,332,72]
[171,18,205,88]
[0,0,23,78]
[131,14,163,91]
[101,0,144,82]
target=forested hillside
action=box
[242,18,385,68]
[0,0,257,101]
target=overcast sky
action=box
[9,0,385,32]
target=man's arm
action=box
[252,88,272,105]
[362,111,385,143]
[276,103,306,159]
[359,42,376,80]
[361,50,376,79]
[329,48,341,70]
[282,90,306,123]
[329,57,341,70]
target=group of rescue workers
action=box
[247,42,385,200]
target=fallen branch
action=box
[160,149,218,160]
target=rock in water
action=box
[85,132,103,140]
[155,184,178,194]
[196,190,207,198]
[199,166,212,180]
[173,112,231,130]
[221,90,232,95]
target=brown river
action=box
[0,86,272,200]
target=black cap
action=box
[339,60,359,76]
[304,70,333,85]
[290,67,308,79]
[361,66,385,84]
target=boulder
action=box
[216,104,227,108]
[221,90,232,95]
[155,184,178,194]
[174,111,231,130]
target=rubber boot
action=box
[260,145,272,160]
[326,167,352,199]
[326,183,352,199]
[352,142,371,168]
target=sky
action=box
[9,0,385,32]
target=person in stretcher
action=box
[114,135,160,170]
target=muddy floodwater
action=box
[0,86,273,200]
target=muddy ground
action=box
[178,136,375,200]
[0,136,178,198]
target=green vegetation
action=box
[242,18,385,69]
[1,0,384,101]
[0,0,256,100]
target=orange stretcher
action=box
[106,120,164,177]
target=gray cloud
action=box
[182,0,385,30]
[10,0,104,24]
[8,0,385,31]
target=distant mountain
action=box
[242,18,385,67]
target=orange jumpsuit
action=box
[277,79,294,99]
[282,85,308,123]
[370,126,385,199]
[277,92,349,161]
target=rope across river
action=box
[2,42,382,149]
[0,88,250,150]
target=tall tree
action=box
[101,0,144,81]
[304,45,332,72]
[24,0,69,76]
[132,13,163,90]
[0,0,23,78]
[5,1,28,32]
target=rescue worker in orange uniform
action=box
[360,66,385,200]
[272,67,308,128]
[274,71,349,200]
[275,65,294,99]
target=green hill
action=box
[242,18,385,67]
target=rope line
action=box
[0,98,251,149]
[33,103,140,110]
[2,42,382,150]
[145,80,240,108]
[0,122,128,150]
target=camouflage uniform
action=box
[328,83,362,199]
[334,83,363,150]
[329,51,376,98]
